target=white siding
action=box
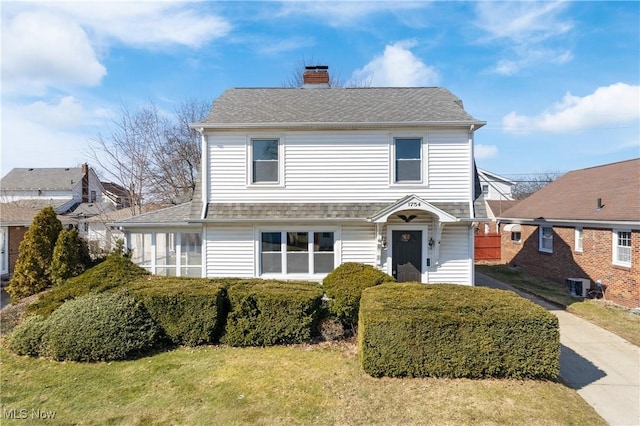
[429,224,472,285]
[207,129,470,203]
[341,224,377,265]
[205,225,255,277]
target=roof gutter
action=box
[189,120,487,131]
[498,217,640,230]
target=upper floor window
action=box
[252,139,279,183]
[394,138,422,183]
[539,226,553,253]
[575,228,583,252]
[482,185,489,196]
[90,190,97,203]
[613,230,632,267]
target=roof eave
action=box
[190,121,486,131]
[498,217,640,230]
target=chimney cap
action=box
[305,65,328,71]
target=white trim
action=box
[574,227,583,253]
[504,224,522,232]
[612,229,632,267]
[128,230,203,277]
[386,223,429,282]
[246,135,285,187]
[390,135,426,185]
[539,225,553,253]
[0,227,8,275]
[255,226,341,280]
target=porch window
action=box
[259,231,335,275]
[539,226,553,253]
[394,138,422,183]
[252,139,279,183]
[130,231,202,277]
[613,230,632,267]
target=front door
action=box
[392,230,422,282]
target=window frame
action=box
[511,231,521,242]
[612,229,632,267]
[575,227,583,253]
[392,137,424,184]
[128,230,203,277]
[248,137,283,186]
[539,226,553,253]
[257,228,338,277]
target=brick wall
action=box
[8,226,27,275]
[501,225,639,308]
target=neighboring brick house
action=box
[114,66,488,285]
[499,158,639,309]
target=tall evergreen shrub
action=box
[7,206,62,301]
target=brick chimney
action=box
[302,65,329,88]
[81,163,89,203]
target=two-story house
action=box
[114,67,486,284]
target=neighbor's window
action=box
[539,226,553,253]
[482,184,489,196]
[575,228,583,252]
[511,232,521,242]
[613,230,632,267]
[90,190,97,203]
[260,231,335,275]
[252,139,279,183]
[394,138,422,182]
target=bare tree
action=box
[89,99,211,212]
[511,171,563,200]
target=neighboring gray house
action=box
[114,67,486,284]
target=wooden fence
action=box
[474,233,501,262]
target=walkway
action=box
[476,273,640,426]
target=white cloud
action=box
[18,96,110,129]
[475,144,498,159]
[503,83,640,134]
[278,2,427,27]
[351,41,439,87]
[2,11,107,95]
[474,1,573,75]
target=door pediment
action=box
[370,194,457,224]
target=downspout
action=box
[468,124,476,286]
[198,127,208,220]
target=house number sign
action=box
[407,202,421,207]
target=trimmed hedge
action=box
[128,276,226,346]
[28,253,149,317]
[358,283,559,379]
[222,280,323,346]
[323,262,395,328]
[43,292,162,362]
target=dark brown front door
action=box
[392,230,422,282]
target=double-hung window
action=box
[539,226,553,253]
[613,230,632,267]
[260,231,335,275]
[252,139,279,183]
[575,228,583,252]
[394,138,422,183]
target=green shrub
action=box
[358,283,559,380]
[128,276,226,346]
[7,315,49,357]
[7,206,62,302]
[322,262,395,328]
[43,292,162,362]
[28,252,149,317]
[222,280,323,347]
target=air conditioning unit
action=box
[567,278,590,298]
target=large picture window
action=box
[130,231,202,277]
[394,138,422,183]
[259,231,335,275]
[613,230,632,267]
[252,139,279,183]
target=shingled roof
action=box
[193,87,485,129]
[1,168,83,191]
[500,158,640,223]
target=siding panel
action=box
[430,225,472,284]
[205,225,254,277]
[341,224,377,265]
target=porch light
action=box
[428,237,435,248]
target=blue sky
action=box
[2,1,639,180]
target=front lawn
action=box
[476,264,640,347]
[0,343,604,425]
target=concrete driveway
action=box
[476,272,640,426]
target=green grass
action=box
[0,342,604,425]
[476,264,640,347]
